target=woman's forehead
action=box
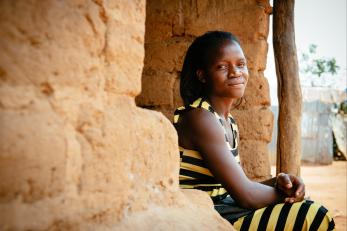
[220,41,244,54]
[210,41,245,62]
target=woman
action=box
[174,31,335,230]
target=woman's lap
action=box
[214,195,254,222]
[215,198,335,231]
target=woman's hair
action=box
[180,31,240,106]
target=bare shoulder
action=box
[175,107,225,150]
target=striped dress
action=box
[174,97,240,201]
[174,98,335,230]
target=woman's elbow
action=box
[236,193,262,209]
[233,184,266,209]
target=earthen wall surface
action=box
[0,0,233,230]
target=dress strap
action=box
[173,98,239,150]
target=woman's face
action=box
[201,41,249,99]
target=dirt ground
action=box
[272,161,347,230]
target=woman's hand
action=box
[275,173,305,203]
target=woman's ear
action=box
[196,69,206,83]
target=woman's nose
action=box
[228,67,242,78]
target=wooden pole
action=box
[273,0,302,176]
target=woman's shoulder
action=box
[174,98,216,123]
[175,107,216,130]
[174,100,218,128]
[174,104,225,150]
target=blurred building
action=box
[269,86,346,165]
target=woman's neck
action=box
[205,95,235,120]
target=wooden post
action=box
[273,0,302,176]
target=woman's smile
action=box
[226,77,245,86]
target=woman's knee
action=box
[303,201,335,230]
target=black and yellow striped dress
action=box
[174,98,335,231]
[174,97,240,201]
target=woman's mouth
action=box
[227,77,245,86]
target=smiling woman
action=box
[174,31,335,230]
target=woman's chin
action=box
[228,90,245,99]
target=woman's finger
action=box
[285,194,304,203]
[284,197,295,203]
[295,183,305,197]
[277,173,292,189]
[289,175,305,198]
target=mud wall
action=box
[136,0,274,181]
[0,0,233,230]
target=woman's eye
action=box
[238,63,246,68]
[218,65,228,70]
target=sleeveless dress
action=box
[174,97,335,231]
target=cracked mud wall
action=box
[0,0,233,230]
[137,0,274,181]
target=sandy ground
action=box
[272,161,347,230]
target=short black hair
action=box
[180,31,240,106]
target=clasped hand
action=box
[275,173,305,203]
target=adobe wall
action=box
[136,0,274,181]
[0,1,233,230]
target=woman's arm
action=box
[179,109,285,209]
[260,177,276,187]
